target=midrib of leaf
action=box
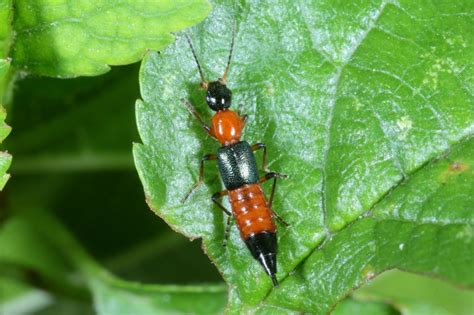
[252,0,400,303]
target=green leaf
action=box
[0,0,13,59]
[0,102,11,189]
[332,299,398,315]
[266,140,473,313]
[1,1,15,189]
[11,0,211,77]
[0,210,227,315]
[0,0,12,189]
[0,216,71,280]
[353,270,474,315]
[133,0,473,312]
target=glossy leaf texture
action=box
[0,0,12,189]
[134,0,473,312]
[11,0,211,77]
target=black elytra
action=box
[216,141,259,190]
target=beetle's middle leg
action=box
[182,154,216,202]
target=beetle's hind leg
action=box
[212,190,235,247]
[223,215,233,247]
[259,172,290,227]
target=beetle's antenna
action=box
[221,22,236,84]
[185,34,208,89]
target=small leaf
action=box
[11,0,211,77]
[134,0,473,312]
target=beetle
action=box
[182,25,288,287]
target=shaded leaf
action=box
[353,270,474,315]
[0,210,227,315]
[332,299,399,315]
[134,0,473,312]
[6,65,140,173]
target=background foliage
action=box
[1,0,473,314]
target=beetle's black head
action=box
[185,23,236,111]
[206,80,232,111]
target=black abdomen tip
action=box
[244,232,278,285]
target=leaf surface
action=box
[353,270,474,315]
[267,139,473,312]
[133,0,473,312]
[11,0,211,77]
[0,0,12,189]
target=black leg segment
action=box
[211,190,231,216]
[182,154,216,202]
[222,215,233,247]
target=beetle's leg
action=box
[259,172,290,227]
[223,215,233,247]
[181,99,215,137]
[241,114,248,125]
[251,143,269,173]
[211,190,231,216]
[251,143,289,175]
[212,190,234,247]
[182,154,216,202]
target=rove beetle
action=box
[182,25,288,287]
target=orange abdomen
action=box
[228,183,276,240]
